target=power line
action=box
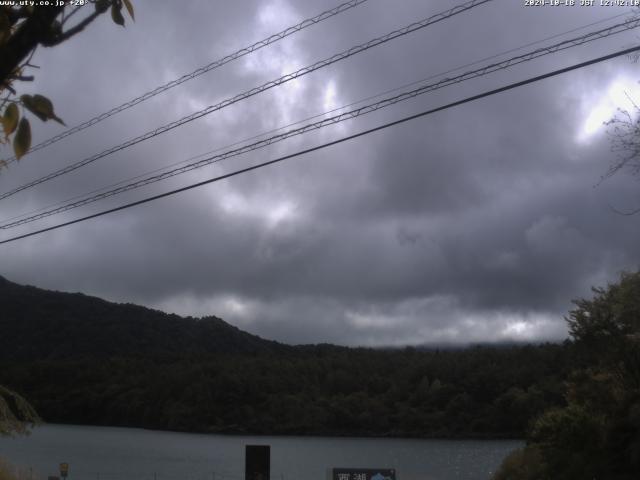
[0,0,372,166]
[1,44,638,246]
[2,16,638,230]
[3,16,636,228]
[3,12,627,227]
[0,0,493,202]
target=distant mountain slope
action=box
[0,275,573,438]
[0,275,285,360]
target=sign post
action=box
[59,463,69,480]
[245,445,270,480]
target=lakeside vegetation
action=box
[0,458,33,480]
[0,274,570,438]
[493,271,640,479]
[0,343,569,438]
[2,272,639,478]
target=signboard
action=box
[332,469,396,480]
[245,445,270,480]
[59,463,69,478]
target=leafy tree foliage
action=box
[0,0,133,163]
[0,456,32,480]
[0,345,570,438]
[0,0,134,435]
[492,446,545,480]
[493,271,640,479]
[0,385,39,436]
[0,275,569,439]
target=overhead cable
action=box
[2,44,639,246]
[2,12,628,226]
[2,17,638,230]
[0,0,493,201]
[0,0,372,166]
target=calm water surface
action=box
[0,424,521,480]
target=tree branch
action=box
[61,5,84,26]
[41,8,103,47]
[0,6,64,85]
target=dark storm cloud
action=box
[1,0,640,345]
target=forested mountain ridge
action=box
[0,275,570,438]
[0,275,286,360]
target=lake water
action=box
[0,424,521,480]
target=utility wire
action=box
[2,12,627,226]
[0,0,493,202]
[2,17,638,230]
[0,0,371,166]
[1,44,638,246]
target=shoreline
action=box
[21,422,525,442]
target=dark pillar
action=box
[245,445,270,480]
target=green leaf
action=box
[3,103,19,136]
[32,94,65,125]
[13,118,31,160]
[122,0,135,21]
[20,94,46,122]
[52,114,65,126]
[32,94,54,115]
[20,94,65,125]
[111,4,125,26]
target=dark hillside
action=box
[0,275,570,438]
[0,275,285,360]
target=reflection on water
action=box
[0,424,521,480]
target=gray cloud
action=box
[1,0,640,346]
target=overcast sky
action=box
[1,0,639,346]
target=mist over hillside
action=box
[1,275,569,438]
